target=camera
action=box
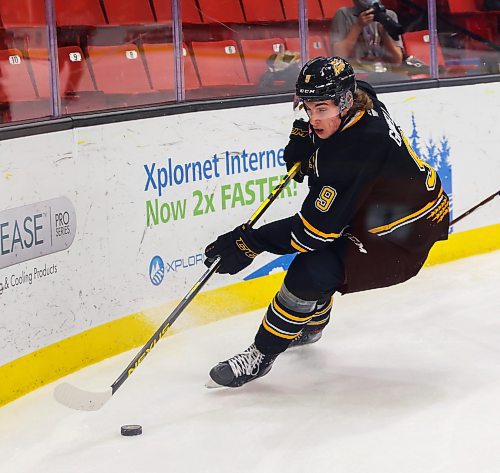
[358,0,405,41]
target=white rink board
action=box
[0,82,499,365]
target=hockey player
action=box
[204,56,450,388]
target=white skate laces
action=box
[227,344,265,377]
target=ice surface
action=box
[1,251,499,473]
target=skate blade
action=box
[205,378,225,389]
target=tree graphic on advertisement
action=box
[409,113,453,224]
[409,113,422,159]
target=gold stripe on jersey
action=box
[299,213,341,239]
[341,110,365,132]
[369,188,444,235]
[427,194,449,223]
[272,297,315,323]
[291,231,315,252]
[262,318,301,340]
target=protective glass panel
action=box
[435,0,500,77]
[0,0,52,124]
[185,0,300,100]
[326,0,429,83]
[54,0,175,114]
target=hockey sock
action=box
[254,284,317,355]
[305,295,334,331]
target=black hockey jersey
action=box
[255,84,449,256]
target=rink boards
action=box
[0,82,499,406]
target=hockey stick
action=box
[54,162,302,411]
[450,190,500,226]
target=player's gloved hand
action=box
[283,119,317,183]
[204,224,263,275]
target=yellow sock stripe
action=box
[272,297,315,323]
[307,315,331,326]
[314,297,334,316]
[262,318,300,340]
[270,304,313,326]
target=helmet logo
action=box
[304,74,312,83]
[331,58,345,76]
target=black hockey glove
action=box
[204,224,263,275]
[283,119,317,183]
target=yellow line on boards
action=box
[0,224,498,407]
[424,223,500,266]
[0,314,158,408]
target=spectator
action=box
[330,0,404,68]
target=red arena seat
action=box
[0,0,46,27]
[152,0,204,24]
[240,0,286,22]
[28,46,98,97]
[0,48,51,121]
[282,0,324,20]
[320,0,354,19]
[191,40,249,86]
[0,49,38,101]
[58,46,97,94]
[87,44,152,93]
[446,0,481,12]
[239,38,286,84]
[196,0,245,24]
[402,30,446,67]
[101,0,155,25]
[54,0,107,26]
[25,48,50,98]
[285,35,330,58]
[142,42,200,90]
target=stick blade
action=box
[54,382,112,411]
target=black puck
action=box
[121,424,142,436]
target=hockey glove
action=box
[283,119,317,183]
[204,224,263,275]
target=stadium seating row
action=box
[0,0,351,28]
[1,30,454,119]
[0,28,490,124]
[0,36,329,102]
[1,0,496,28]
[0,30,467,96]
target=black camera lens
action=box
[369,2,405,40]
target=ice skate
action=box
[289,326,323,348]
[206,343,277,388]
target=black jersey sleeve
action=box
[252,216,298,255]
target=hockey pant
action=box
[254,228,438,355]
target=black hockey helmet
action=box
[295,56,356,113]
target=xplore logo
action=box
[0,197,76,270]
[149,255,165,286]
